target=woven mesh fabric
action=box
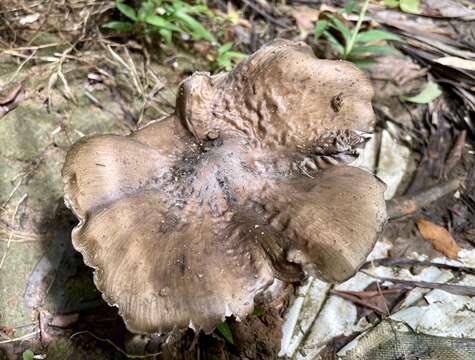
[338,321,475,360]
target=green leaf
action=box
[328,16,352,45]
[159,28,172,45]
[102,21,134,32]
[384,0,400,7]
[218,59,233,71]
[218,51,246,70]
[170,0,189,13]
[218,42,234,55]
[350,45,397,56]
[216,322,234,345]
[188,4,209,14]
[225,51,247,59]
[314,20,329,40]
[400,0,420,14]
[323,31,345,55]
[217,43,246,71]
[351,58,378,68]
[356,29,401,43]
[252,307,265,316]
[116,1,137,21]
[343,0,355,14]
[22,350,34,360]
[138,0,155,21]
[175,11,216,44]
[402,82,442,104]
[145,15,180,31]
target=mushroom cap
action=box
[176,39,375,150]
[62,39,386,334]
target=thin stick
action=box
[7,50,37,83]
[70,331,161,359]
[387,177,462,219]
[0,330,39,344]
[240,0,290,29]
[362,271,475,297]
[364,257,475,275]
[0,193,27,270]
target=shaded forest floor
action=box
[1,0,475,359]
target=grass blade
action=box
[345,0,369,56]
[328,16,352,45]
[116,1,137,21]
[145,15,180,32]
[315,20,329,40]
[323,31,345,55]
[356,29,401,43]
[174,11,216,44]
[218,42,234,55]
[138,0,155,21]
[103,21,134,32]
[159,28,172,45]
[225,51,247,59]
[350,45,396,55]
[351,58,378,68]
[216,322,234,345]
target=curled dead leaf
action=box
[416,219,460,259]
[0,83,23,105]
[289,6,320,32]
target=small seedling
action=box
[104,0,217,45]
[314,0,400,66]
[216,43,247,71]
[105,1,247,70]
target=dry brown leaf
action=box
[289,6,320,32]
[434,57,475,71]
[416,219,460,259]
[367,56,427,86]
[0,83,23,105]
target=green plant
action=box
[214,307,264,345]
[384,0,420,14]
[105,1,247,70]
[216,42,247,71]
[314,0,400,65]
[402,81,442,104]
[252,306,265,316]
[104,0,217,45]
[22,350,34,360]
[216,321,235,345]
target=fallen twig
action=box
[0,83,23,105]
[363,272,475,297]
[387,177,462,219]
[0,193,28,270]
[70,331,161,359]
[364,257,475,275]
[240,0,290,29]
[0,330,39,344]
[331,290,388,315]
[444,130,467,178]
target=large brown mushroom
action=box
[62,39,386,334]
